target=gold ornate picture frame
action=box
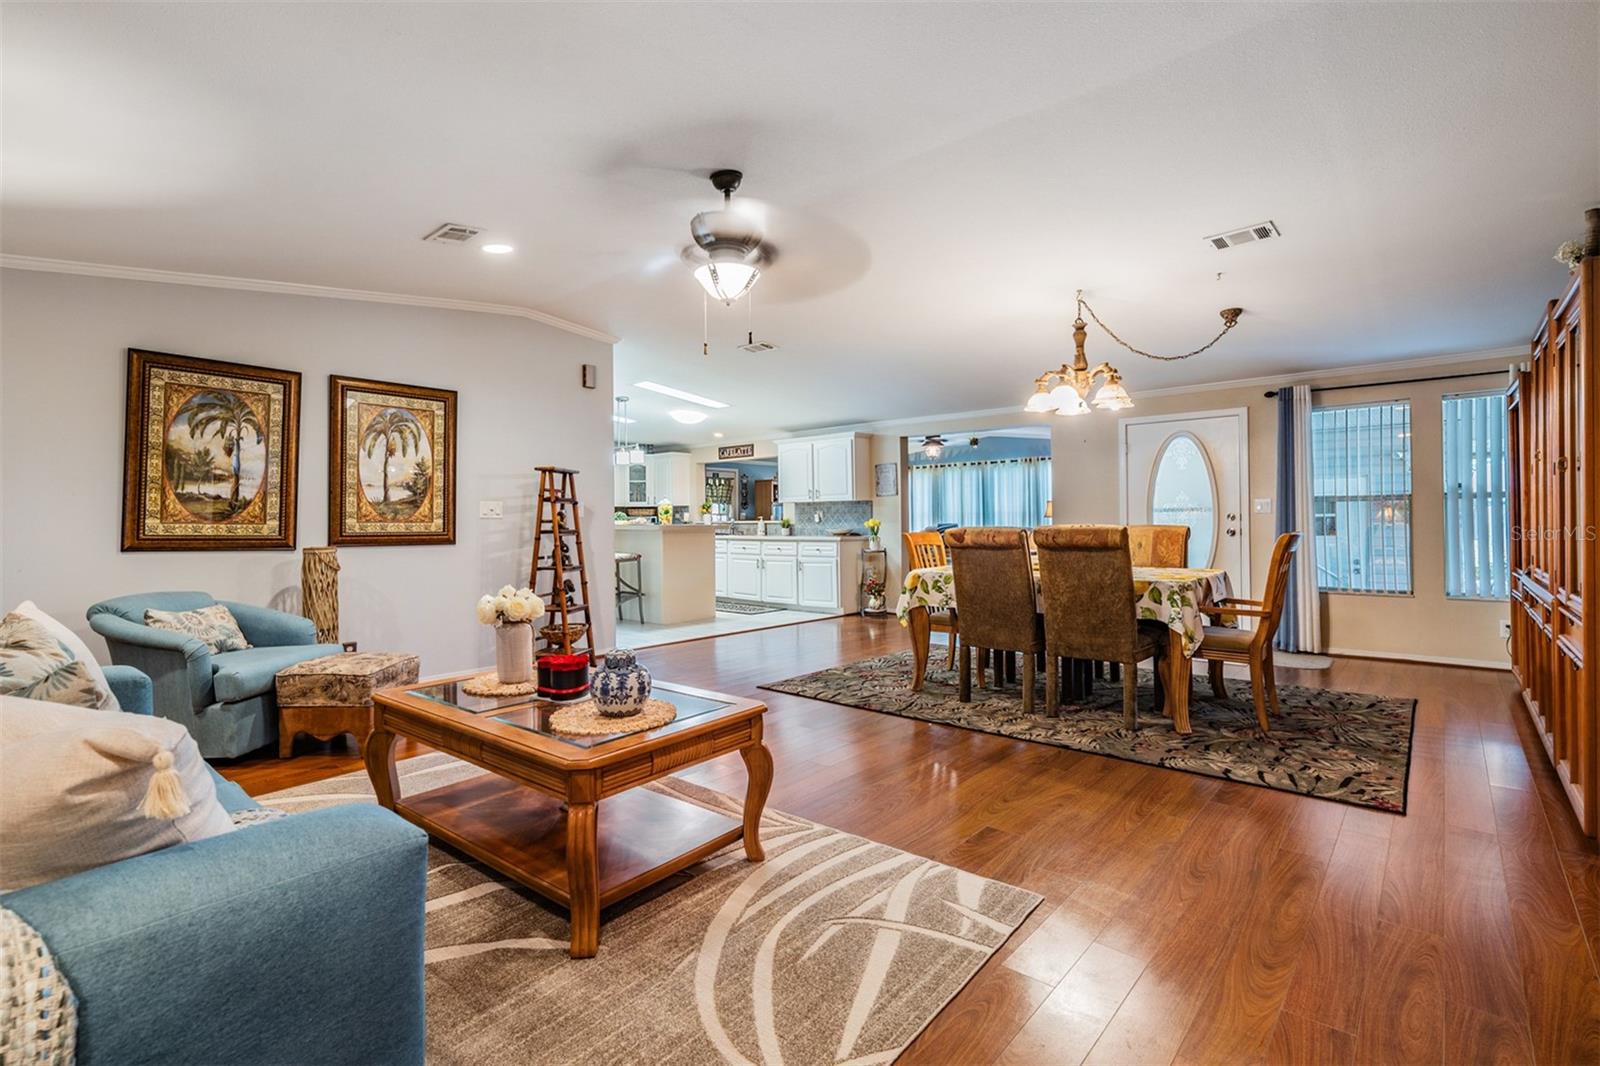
[121,349,300,551]
[329,375,456,546]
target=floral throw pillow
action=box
[143,604,252,654]
[0,613,114,708]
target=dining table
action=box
[895,564,1233,733]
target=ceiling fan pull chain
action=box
[703,293,710,357]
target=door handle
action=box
[1226,528,1237,537]
[1227,513,1238,521]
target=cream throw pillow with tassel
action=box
[0,695,235,890]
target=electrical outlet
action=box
[1499,619,1512,639]
[813,511,823,523]
[1252,498,1273,514]
[479,500,504,519]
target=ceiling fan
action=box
[682,169,773,305]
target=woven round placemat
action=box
[549,698,677,737]
[460,673,541,697]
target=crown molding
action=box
[803,344,1526,436]
[0,254,619,345]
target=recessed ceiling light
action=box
[481,243,514,255]
[669,409,709,425]
[713,432,724,438]
[633,381,728,408]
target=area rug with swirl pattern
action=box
[762,650,1415,813]
[263,754,1041,1066]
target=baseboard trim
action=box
[1324,646,1512,672]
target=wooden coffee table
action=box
[365,674,772,958]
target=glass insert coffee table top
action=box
[404,680,733,748]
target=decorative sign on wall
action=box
[121,348,301,551]
[717,442,756,460]
[875,462,899,498]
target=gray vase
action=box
[593,649,652,717]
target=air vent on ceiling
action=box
[422,223,483,245]
[1206,220,1280,250]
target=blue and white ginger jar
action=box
[593,649,652,718]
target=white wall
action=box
[0,268,616,674]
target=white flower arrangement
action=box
[1556,240,1587,272]
[476,585,547,626]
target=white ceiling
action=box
[4,3,1597,446]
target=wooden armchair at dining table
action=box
[1191,531,1300,732]
[903,530,958,670]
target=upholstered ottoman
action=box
[274,652,420,758]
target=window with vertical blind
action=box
[1442,391,1510,598]
[1310,401,1413,593]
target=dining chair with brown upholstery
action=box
[902,530,958,670]
[1128,524,1192,568]
[944,527,1042,712]
[1034,524,1166,727]
[1191,531,1300,732]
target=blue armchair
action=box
[87,592,342,758]
[4,671,428,1065]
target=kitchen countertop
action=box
[613,523,715,534]
[714,533,869,543]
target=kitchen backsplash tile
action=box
[786,501,873,536]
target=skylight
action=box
[633,381,729,408]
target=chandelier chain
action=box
[1076,291,1238,363]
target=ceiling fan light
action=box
[693,261,760,305]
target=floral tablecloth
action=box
[895,564,1232,657]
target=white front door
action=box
[1120,409,1250,597]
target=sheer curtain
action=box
[908,457,1052,529]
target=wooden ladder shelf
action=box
[528,466,595,663]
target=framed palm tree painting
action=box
[122,349,301,551]
[329,375,456,545]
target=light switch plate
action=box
[479,500,504,519]
[1252,498,1273,514]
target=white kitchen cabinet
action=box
[726,552,763,600]
[774,434,870,503]
[797,554,840,609]
[760,543,798,605]
[776,441,813,503]
[713,535,863,612]
[650,452,695,507]
[812,437,855,500]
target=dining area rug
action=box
[762,651,1415,813]
[262,754,1041,1065]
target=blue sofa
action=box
[87,592,342,759]
[3,667,428,1065]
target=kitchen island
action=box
[613,523,716,625]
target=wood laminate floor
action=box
[221,615,1600,1066]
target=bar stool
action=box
[615,552,644,623]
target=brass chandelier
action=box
[1025,291,1243,416]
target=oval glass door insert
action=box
[1148,432,1217,567]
